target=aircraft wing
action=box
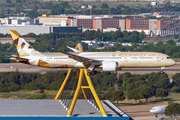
[52,48,102,68]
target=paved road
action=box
[0,63,179,73]
[0,63,63,73]
[132,116,157,120]
[121,69,180,71]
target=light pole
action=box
[81,6,86,15]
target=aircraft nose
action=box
[172,60,176,66]
[167,59,176,66]
[150,109,155,113]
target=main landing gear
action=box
[87,71,97,76]
[161,67,165,74]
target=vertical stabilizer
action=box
[9,30,39,57]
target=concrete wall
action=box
[0,26,50,35]
[149,19,158,36]
[96,19,102,31]
[119,19,125,31]
[0,26,82,35]
[70,19,77,26]
[126,29,150,35]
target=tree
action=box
[157,78,171,89]
[99,43,104,47]
[139,86,154,102]
[24,33,37,38]
[61,2,69,7]
[16,0,22,3]
[164,103,180,120]
[103,92,112,100]
[167,40,176,45]
[174,34,179,39]
[27,10,40,19]
[22,0,26,3]
[101,3,109,9]
[6,0,11,3]
[127,83,134,92]
[172,73,180,80]
[116,5,125,10]
[155,88,168,101]
[128,89,139,104]
[172,73,180,86]
[171,86,180,93]
[113,90,125,105]
[139,31,146,40]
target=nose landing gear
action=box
[161,67,165,73]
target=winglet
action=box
[75,43,83,52]
[67,46,81,53]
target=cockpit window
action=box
[167,57,171,59]
[151,108,155,110]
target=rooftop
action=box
[0,99,129,117]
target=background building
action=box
[69,18,125,32]
[1,14,179,37]
[38,14,73,26]
[126,19,151,36]
[0,26,82,35]
[157,18,180,36]
[126,18,180,36]
[0,17,39,25]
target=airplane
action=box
[9,30,176,76]
[150,105,167,118]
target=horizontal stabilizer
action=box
[11,55,19,58]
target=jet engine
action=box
[101,61,118,71]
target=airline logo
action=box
[9,30,34,57]
[119,53,156,57]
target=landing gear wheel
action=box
[93,71,97,75]
[87,72,91,76]
[87,71,97,76]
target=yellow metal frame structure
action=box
[55,43,107,117]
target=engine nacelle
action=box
[101,61,118,71]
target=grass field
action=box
[116,93,180,117]
[0,90,57,99]
[44,1,150,7]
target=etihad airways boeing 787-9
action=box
[9,30,176,75]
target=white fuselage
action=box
[21,51,176,70]
[150,105,167,114]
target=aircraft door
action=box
[40,57,48,62]
[124,57,128,62]
[40,57,43,61]
[157,55,161,62]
